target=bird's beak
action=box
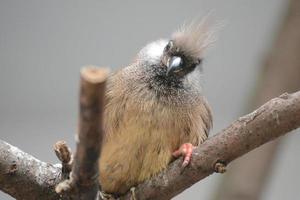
[166,56,183,76]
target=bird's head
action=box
[137,19,216,80]
[162,38,202,77]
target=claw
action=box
[99,191,114,200]
[172,143,196,167]
[130,187,136,200]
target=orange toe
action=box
[172,143,196,167]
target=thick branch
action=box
[56,66,109,199]
[0,140,61,200]
[121,91,300,200]
[213,0,300,199]
[0,91,299,200]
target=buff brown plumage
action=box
[99,20,214,195]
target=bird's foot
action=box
[130,187,137,200]
[172,143,196,167]
[99,191,115,200]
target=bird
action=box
[99,20,214,196]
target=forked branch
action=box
[0,80,299,200]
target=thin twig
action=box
[54,141,73,179]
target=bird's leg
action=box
[130,187,137,200]
[172,143,196,167]
[99,191,115,200]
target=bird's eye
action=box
[196,59,203,72]
[164,40,174,52]
[197,58,203,65]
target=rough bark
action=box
[0,140,62,200]
[55,66,109,199]
[0,91,300,199]
[120,91,300,200]
[213,0,300,199]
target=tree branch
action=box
[55,66,109,199]
[0,90,299,199]
[121,91,300,200]
[213,0,300,198]
[54,141,73,179]
[0,140,62,200]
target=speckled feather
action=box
[99,21,213,195]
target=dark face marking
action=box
[162,40,202,78]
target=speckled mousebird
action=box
[99,20,214,195]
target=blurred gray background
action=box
[0,0,299,199]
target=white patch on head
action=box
[138,39,168,64]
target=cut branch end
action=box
[81,66,110,84]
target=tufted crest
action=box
[171,16,219,59]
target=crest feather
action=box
[172,16,220,59]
